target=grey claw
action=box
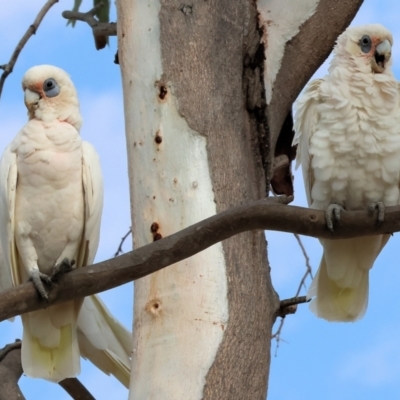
[325,203,345,233]
[51,258,76,282]
[29,270,51,300]
[369,201,385,226]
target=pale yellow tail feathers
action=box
[308,256,368,322]
[21,320,80,382]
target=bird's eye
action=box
[360,35,372,53]
[43,78,60,98]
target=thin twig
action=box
[293,233,314,294]
[272,234,314,354]
[0,0,59,100]
[114,228,132,257]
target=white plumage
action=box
[0,65,131,384]
[293,24,400,321]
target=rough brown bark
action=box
[0,347,24,400]
[159,2,277,398]
[58,378,96,400]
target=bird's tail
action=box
[307,235,389,322]
[21,301,81,382]
[77,295,132,387]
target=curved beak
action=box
[24,88,40,110]
[371,39,391,73]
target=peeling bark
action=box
[258,0,363,189]
[118,1,229,398]
[158,2,278,399]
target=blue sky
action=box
[0,1,399,399]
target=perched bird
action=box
[0,65,131,383]
[293,24,400,321]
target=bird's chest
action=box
[310,99,400,209]
[17,148,83,189]
[15,145,85,242]
[17,122,82,185]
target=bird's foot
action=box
[369,201,385,226]
[51,258,76,282]
[28,269,52,301]
[325,203,345,233]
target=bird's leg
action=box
[325,203,345,233]
[28,268,52,301]
[51,258,76,282]
[369,201,385,226]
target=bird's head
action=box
[334,24,393,74]
[22,65,82,130]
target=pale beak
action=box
[371,39,391,73]
[24,88,40,109]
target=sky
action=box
[0,1,399,399]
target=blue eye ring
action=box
[43,78,60,98]
[360,35,372,54]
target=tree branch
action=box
[62,5,117,39]
[0,340,94,399]
[58,378,96,400]
[0,342,24,400]
[0,0,58,100]
[266,0,363,156]
[1,195,400,321]
[275,296,310,318]
[0,341,21,362]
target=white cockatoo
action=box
[293,24,400,322]
[0,65,131,384]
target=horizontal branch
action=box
[1,195,400,321]
[276,296,310,318]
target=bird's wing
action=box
[0,145,20,289]
[292,79,323,206]
[77,295,132,387]
[77,141,104,268]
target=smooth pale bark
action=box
[117,1,228,399]
[259,0,320,104]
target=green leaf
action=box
[66,0,83,27]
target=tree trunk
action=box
[116,0,363,399]
[118,1,277,398]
